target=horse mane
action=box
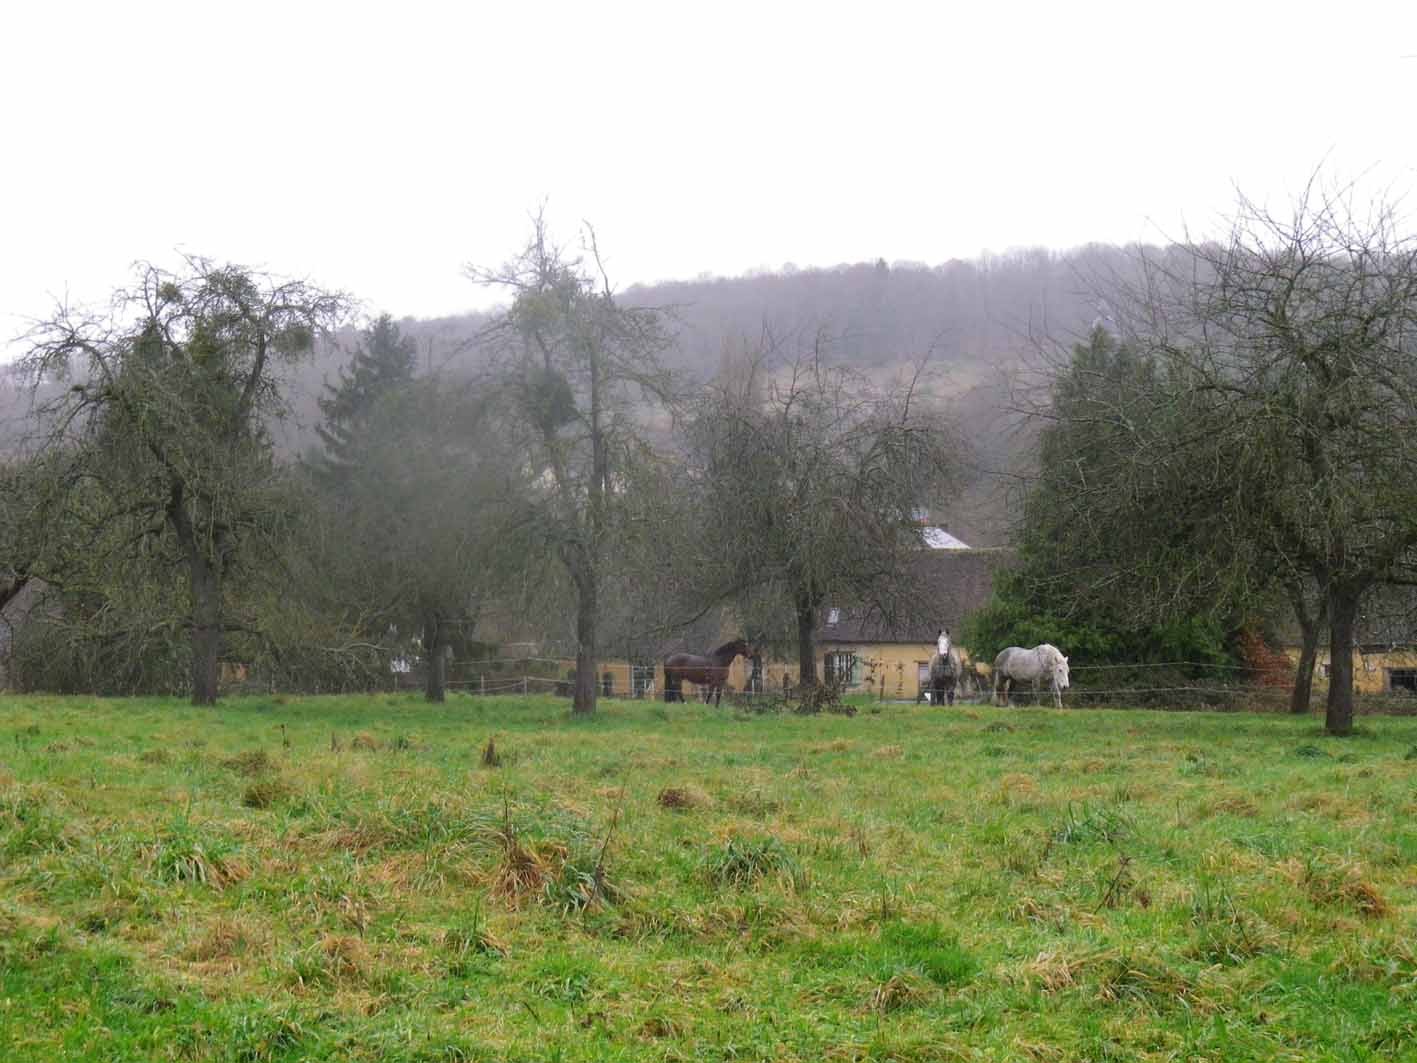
[712,638,748,656]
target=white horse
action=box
[927,646,962,705]
[993,644,1070,708]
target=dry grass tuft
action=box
[1091,951,1195,1006]
[183,917,255,962]
[809,739,853,754]
[1282,857,1390,917]
[221,749,274,776]
[1287,791,1367,823]
[138,749,171,766]
[870,972,930,1013]
[657,786,700,810]
[848,821,871,857]
[481,736,502,768]
[1330,876,1388,918]
[1011,896,1071,933]
[726,789,782,817]
[489,814,548,907]
[1023,949,1085,992]
[320,934,370,981]
[999,773,1038,800]
[638,1015,683,1039]
[351,732,380,752]
[242,777,297,809]
[870,745,904,759]
[1209,793,1260,818]
[442,917,506,961]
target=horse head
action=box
[1051,649,1070,690]
[715,639,754,663]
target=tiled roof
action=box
[818,548,1014,644]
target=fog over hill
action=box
[4,244,1137,547]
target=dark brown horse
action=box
[663,639,754,706]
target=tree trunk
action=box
[573,564,598,715]
[0,574,29,613]
[1324,584,1362,735]
[423,613,446,703]
[796,597,818,689]
[1291,631,1320,716]
[168,482,221,706]
[1289,588,1326,715]
[188,550,221,707]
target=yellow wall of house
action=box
[818,642,985,697]
[1283,646,1417,695]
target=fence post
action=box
[480,674,485,696]
[522,676,528,696]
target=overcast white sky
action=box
[4,0,1416,360]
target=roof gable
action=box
[818,548,1013,644]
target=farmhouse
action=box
[815,545,1013,700]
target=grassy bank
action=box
[1,694,1415,1061]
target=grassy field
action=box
[1,694,1416,1062]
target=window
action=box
[825,651,857,687]
[631,662,656,698]
[827,608,841,626]
[1388,668,1417,694]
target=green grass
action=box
[1,693,1416,1060]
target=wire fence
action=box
[386,655,1417,715]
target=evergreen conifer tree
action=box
[313,314,417,485]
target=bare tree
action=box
[1095,182,1417,734]
[20,259,348,704]
[467,217,674,715]
[686,332,961,689]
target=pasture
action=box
[1,694,1416,1062]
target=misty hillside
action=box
[3,245,1133,547]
